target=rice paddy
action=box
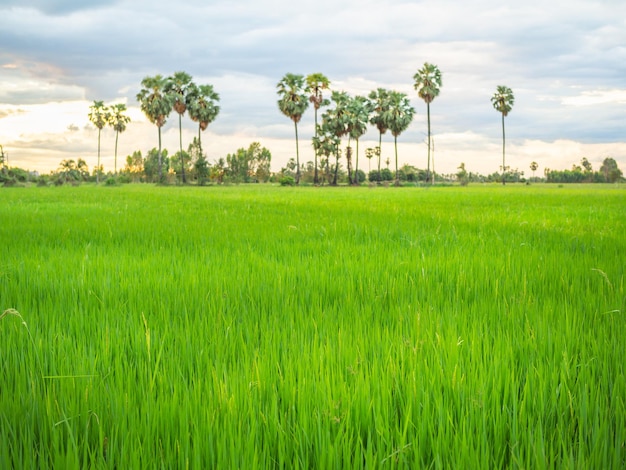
[1,184,625,468]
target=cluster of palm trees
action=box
[88,101,131,183]
[277,64,515,185]
[89,65,512,186]
[136,72,220,183]
[276,64,442,185]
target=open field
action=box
[1,184,625,468]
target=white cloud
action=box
[562,89,626,107]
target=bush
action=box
[380,168,394,181]
[279,175,296,186]
[354,169,366,184]
[368,170,381,183]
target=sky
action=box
[0,0,625,177]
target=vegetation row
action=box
[0,67,623,186]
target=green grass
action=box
[1,184,625,468]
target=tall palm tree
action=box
[108,103,131,175]
[368,88,391,178]
[88,100,110,184]
[384,91,415,185]
[137,75,174,183]
[346,95,372,185]
[187,83,220,156]
[413,63,442,184]
[277,73,309,185]
[324,91,351,185]
[165,71,194,183]
[491,85,514,185]
[305,73,330,185]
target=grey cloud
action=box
[0,0,118,15]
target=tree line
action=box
[1,66,624,187]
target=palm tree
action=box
[312,123,341,186]
[413,63,442,184]
[346,95,371,185]
[324,91,351,185]
[88,100,110,184]
[530,161,538,181]
[384,91,415,185]
[187,83,220,156]
[137,75,174,183]
[277,73,309,184]
[165,71,194,183]
[368,88,391,178]
[491,85,514,185]
[305,73,330,185]
[108,103,131,175]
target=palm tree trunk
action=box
[427,102,431,184]
[314,109,319,185]
[377,132,382,182]
[333,143,339,186]
[355,138,359,185]
[114,131,119,175]
[158,126,163,183]
[179,113,186,184]
[198,125,202,156]
[347,137,352,185]
[96,128,101,184]
[501,112,506,185]
[294,121,300,185]
[394,135,399,185]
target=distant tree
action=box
[187,83,220,157]
[108,103,131,175]
[211,157,226,184]
[323,91,351,185]
[306,73,330,184]
[365,147,375,174]
[313,123,341,184]
[56,159,82,184]
[124,150,144,182]
[170,150,192,182]
[224,142,272,183]
[88,100,111,184]
[413,63,442,184]
[456,162,469,186]
[600,157,623,183]
[188,138,209,185]
[530,161,538,180]
[491,85,515,185]
[137,75,174,183]
[346,95,372,185]
[248,142,272,183]
[579,157,593,182]
[144,148,170,183]
[76,158,90,181]
[277,73,309,184]
[0,144,5,170]
[368,88,391,177]
[164,71,195,183]
[383,90,415,185]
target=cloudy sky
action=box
[1,0,625,176]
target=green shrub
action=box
[279,175,295,186]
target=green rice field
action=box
[1,184,625,468]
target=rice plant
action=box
[1,184,624,468]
